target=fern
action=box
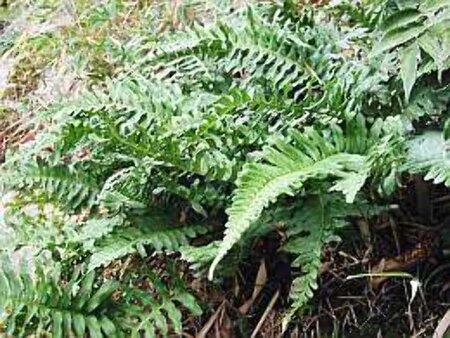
[374,0,450,55]
[373,0,450,103]
[403,84,450,120]
[403,130,450,185]
[279,194,384,329]
[179,241,221,273]
[117,267,202,337]
[4,0,450,333]
[89,211,207,270]
[0,255,120,337]
[209,114,406,278]
[98,166,150,212]
[0,252,202,337]
[208,127,368,279]
[18,164,99,210]
[76,215,127,252]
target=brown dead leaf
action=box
[371,241,432,289]
[239,259,267,314]
[357,218,371,247]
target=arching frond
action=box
[208,127,368,279]
[20,164,99,209]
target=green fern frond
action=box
[330,171,369,203]
[0,256,119,337]
[76,215,127,252]
[57,76,237,182]
[403,83,450,120]
[374,1,450,54]
[118,268,202,337]
[179,242,220,272]
[403,130,450,185]
[280,194,384,330]
[20,165,99,209]
[89,211,207,270]
[98,166,149,212]
[208,127,368,279]
[373,0,450,97]
[143,20,237,64]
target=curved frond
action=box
[208,128,367,279]
[118,269,202,337]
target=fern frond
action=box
[330,171,369,203]
[76,215,126,252]
[98,166,149,212]
[280,194,385,330]
[373,0,450,98]
[57,76,237,183]
[403,83,450,120]
[20,164,99,209]
[403,130,450,185]
[179,242,220,273]
[118,268,202,337]
[374,1,450,54]
[89,211,207,270]
[0,255,119,337]
[208,127,367,279]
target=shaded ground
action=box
[177,178,450,337]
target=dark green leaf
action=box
[382,9,423,32]
[163,301,182,333]
[63,312,73,337]
[85,280,119,313]
[75,271,96,310]
[444,119,450,141]
[100,316,118,338]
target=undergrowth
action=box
[1,0,450,336]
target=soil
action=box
[186,178,450,337]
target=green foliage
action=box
[89,216,207,270]
[19,164,100,209]
[0,256,120,337]
[403,131,450,186]
[118,267,203,337]
[400,42,419,102]
[208,127,367,279]
[280,194,385,329]
[209,114,406,278]
[373,0,450,103]
[374,0,450,54]
[3,0,450,334]
[0,252,202,337]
